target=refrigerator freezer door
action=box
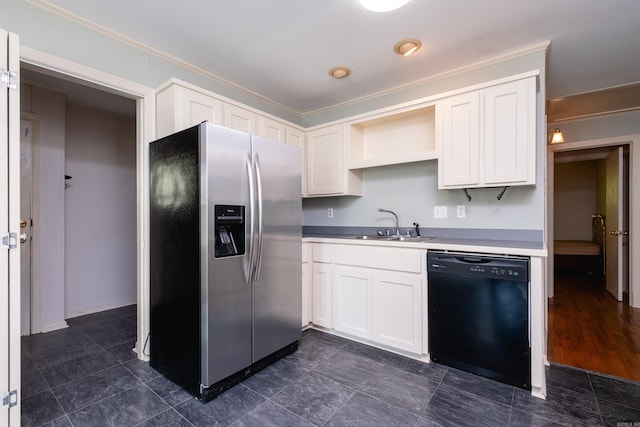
[202,123,253,387]
[250,135,302,362]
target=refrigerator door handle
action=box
[253,153,264,281]
[245,152,256,284]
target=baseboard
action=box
[41,320,69,333]
[65,299,137,319]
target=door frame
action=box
[2,28,21,426]
[546,134,640,308]
[20,46,155,359]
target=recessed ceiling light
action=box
[394,39,422,56]
[329,67,351,79]
[358,0,410,12]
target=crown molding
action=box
[27,0,303,119]
[28,0,548,121]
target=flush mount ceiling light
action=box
[329,66,351,79]
[394,39,422,56]
[358,0,410,12]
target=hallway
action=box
[548,269,640,382]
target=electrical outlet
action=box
[327,208,334,218]
[434,206,447,219]
[457,205,466,218]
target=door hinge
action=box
[1,68,18,90]
[2,233,18,250]
[2,390,18,408]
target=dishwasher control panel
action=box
[428,251,529,282]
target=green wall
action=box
[3,0,548,232]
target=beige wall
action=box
[21,84,67,332]
[64,102,136,318]
[554,160,598,241]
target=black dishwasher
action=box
[427,251,530,390]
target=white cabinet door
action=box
[438,77,536,189]
[156,83,224,138]
[438,91,480,188]
[305,125,362,197]
[224,103,257,134]
[306,125,344,195]
[312,262,333,328]
[302,261,311,327]
[483,78,535,186]
[259,116,286,143]
[285,126,304,148]
[373,271,422,354]
[334,266,373,340]
[286,126,306,195]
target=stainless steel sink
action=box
[351,235,432,242]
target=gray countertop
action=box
[302,234,547,257]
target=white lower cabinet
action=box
[301,262,311,327]
[301,243,311,328]
[312,262,333,328]
[308,242,425,355]
[334,267,373,339]
[373,272,422,354]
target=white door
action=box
[1,28,21,426]
[605,147,624,301]
[20,120,32,335]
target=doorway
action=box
[19,66,138,333]
[547,139,640,381]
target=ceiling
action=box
[29,0,640,116]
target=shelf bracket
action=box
[497,186,509,200]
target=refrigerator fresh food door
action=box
[250,135,302,362]
[202,123,253,386]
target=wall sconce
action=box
[550,128,564,144]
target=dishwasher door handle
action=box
[454,256,492,264]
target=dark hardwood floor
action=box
[548,268,640,382]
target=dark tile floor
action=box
[20,305,640,426]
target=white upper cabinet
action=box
[156,82,223,138]
[155,79,302,145]
[258,116,286,143]
[438,91,481,187]
[224,103,257,135]
[285,126,304,148]
[305,124,362,197]
[438,76,537,189]
[483,78,536,186]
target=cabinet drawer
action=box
[334,245,424,273]
[312,243,333,263]
[302,242,311,263]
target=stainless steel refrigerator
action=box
[149,122,302,401]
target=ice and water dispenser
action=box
[214,205,245,257]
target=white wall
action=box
[20,84,67,332]
[64,102,136,317]
[554,161,598,240]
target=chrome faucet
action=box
[378,208,400,236]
